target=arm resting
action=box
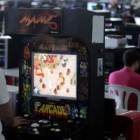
[0,101,14,127]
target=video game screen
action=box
[32,52,77,100]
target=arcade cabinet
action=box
[5,8,105,140]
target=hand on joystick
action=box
[13,116,29,128]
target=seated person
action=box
[123,9,135,23]
[0,68,28,140]
[109,49,140,110]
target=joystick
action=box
[33,128,38,131]
[33,128,40,134]
[38,120,43,123]
[31,123,40,127]
[43,120,49,124]
[55,128,60,132]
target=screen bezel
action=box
[32,52,77,100]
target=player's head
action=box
[123,49,140,71]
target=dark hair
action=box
[123,49,140,66]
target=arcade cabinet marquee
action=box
[18,9,62,35]
[5,8,105,140]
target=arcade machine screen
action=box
[32,53,77,100]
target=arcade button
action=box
[17,126,22,129]
[55,128,61,132]
[50,128,55,131]
[24,114,29,118]
[31,123,40,127]
[38,120,43,123]
[23,114,30,119]
[68,120,74,123]
[17,125,28,130]
[43,120,49,124]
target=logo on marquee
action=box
[19,13,58,30]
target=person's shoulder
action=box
[109,70,119,79]
[110,69,122,75]
[109,69,125,80]
[109,71,116,76]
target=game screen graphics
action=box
[33,53,77,100]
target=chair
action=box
[106,85,123,109]
[106,85,140,111]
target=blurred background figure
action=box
[111,0,123,18]
[123,9,135,23]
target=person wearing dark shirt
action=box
[123,9,135,23]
